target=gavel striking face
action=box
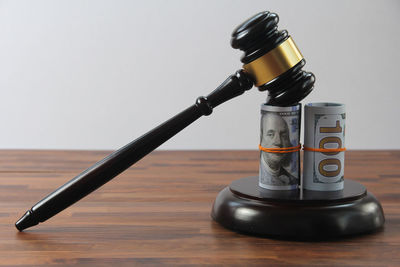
[231,11,315,106]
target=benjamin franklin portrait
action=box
[260,113,298,187]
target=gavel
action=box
[16,11,315,231]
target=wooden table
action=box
[0,150,399,266]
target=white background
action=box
[0,0,399,150]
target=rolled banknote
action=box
[259,104,301,190]
[303,103,345,191]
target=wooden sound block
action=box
[211,177,385,239]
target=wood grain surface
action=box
[0,150,399,266]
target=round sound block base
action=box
[211,177,385,239]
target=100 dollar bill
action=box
[303,103,345,191]
[259,104,301,190]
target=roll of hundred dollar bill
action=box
[259,104,301,190]
[303,103,345,191]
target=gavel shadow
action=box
[15,227,95,251]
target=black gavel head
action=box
[231,11,315,106]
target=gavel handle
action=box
[15,70,254,230]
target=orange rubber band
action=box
[303,145,346,152]
[259,144,301,153]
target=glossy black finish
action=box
[212,177,385,239]
[15,210,37,231]
[15,70,253,231]
[231,11,315,106]
[262,60,315,106]
[231,11,287,64]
